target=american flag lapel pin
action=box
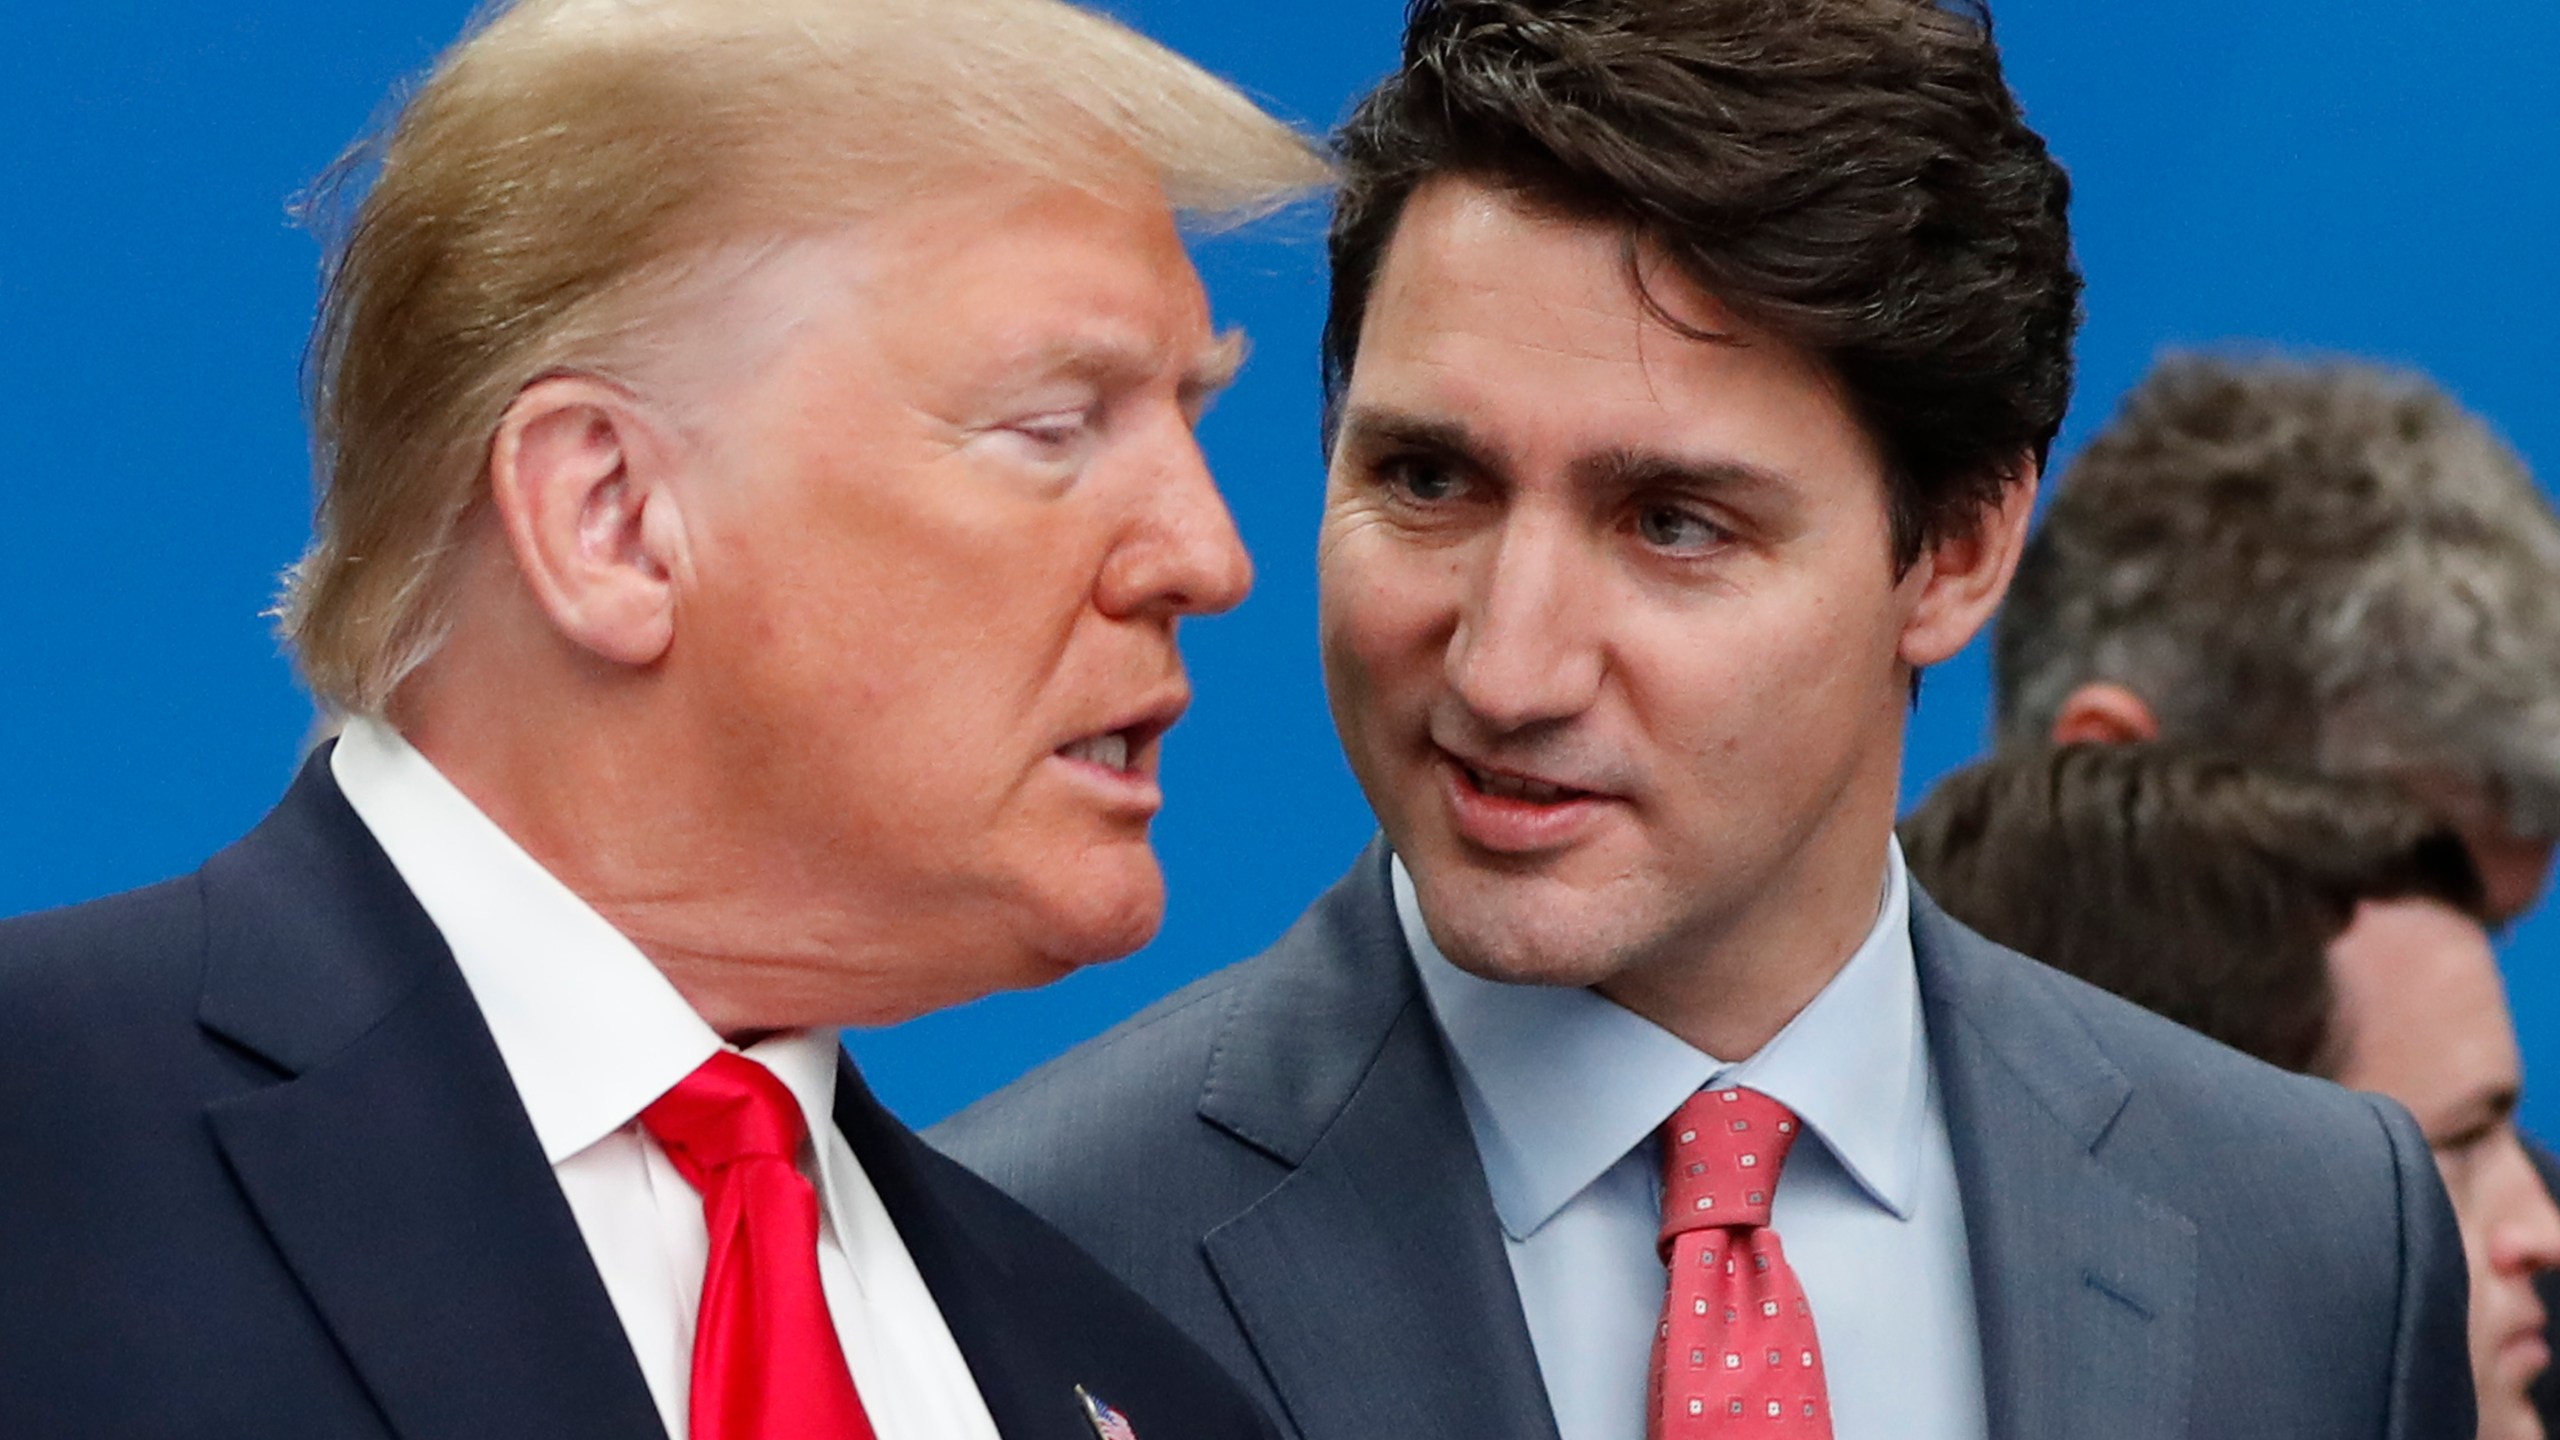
[1075,1384,1139,1440]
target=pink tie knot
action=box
[641,1051,809,1190]
[1658,1086,1802,1249]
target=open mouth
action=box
[1055,694,1184,781]
[1059,730,1137,774]
[1436,747,1611,854]
[1455,758,1594,805]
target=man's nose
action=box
[1096,423,1255,620]
[2487,1134,2560,1276]
[1444,510,1605,732]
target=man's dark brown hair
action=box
[1901,744,2487,1074]
[1323,0,2082,568]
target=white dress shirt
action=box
[1401,844,1986,1440]
[332,717,1002,1440]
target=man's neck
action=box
[393,701,938,1034]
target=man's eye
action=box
[2429,1122,2499,1157]
[1634,504,1727,554]
[1379,455,1466,504]
[1007,410,1096,455]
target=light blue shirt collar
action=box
[1403,843,1926,1241]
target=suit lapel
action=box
[1195,845,1560,1440]
[1913,893,2197,1440]
[197,754,663,1440]
[828,1054,1095,1440]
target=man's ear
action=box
[2051,682,2161,745]
[486,375,689,668]
[1898,459,2040,670]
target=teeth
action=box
[1468,765,1573,803]
[1063,732,1132,772]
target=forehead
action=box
[2327,896,2517,1100]
[705,179,1219,392]
[1343,177,1880,484]
[900,181,1202,322]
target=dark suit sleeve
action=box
[2372,1093,2478,1440]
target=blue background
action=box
[5,2,2555,1128]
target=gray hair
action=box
[1996,352,2560,839]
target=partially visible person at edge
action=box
[1999,355,2560,924]
[0,1,1326,1437]
[933,2,2477,1439]
[1995,352,2560,1427]
[1904,742,2560,1440]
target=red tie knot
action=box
[640,1052,809,1190]
[1659,1086,1802,1245]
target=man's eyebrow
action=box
[2436,1084,2522,1142]
[1181,329,1250,406]
[1333,405,1505,476]
[993,330,1205,389]
[1334,407,1805,500]
[1002,329,1245,411]
[1573,446,1800,502]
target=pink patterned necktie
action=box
[1651,1087,1834,1438]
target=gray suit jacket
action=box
[932,843,2475,1440]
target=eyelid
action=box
[1011,405,1097,436]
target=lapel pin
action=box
[1075,1384,1139,1440]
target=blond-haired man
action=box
[0,2,1321,1437]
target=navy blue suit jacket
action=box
[0,753,1274,1440]
[934,842,2477,1440]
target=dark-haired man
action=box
[936,4,2473,1438]
[1904,744,2560,1440]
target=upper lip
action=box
[1436,742,1612,800]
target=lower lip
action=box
[1051,752,1162,815]
[2507,1331,2550,1375]
[1437,753,1610,854]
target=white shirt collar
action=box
[1404,841,1927,1240]
[330,716,841,1165]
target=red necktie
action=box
[641,1052,877,1440]
[1651,1087,1834,1438]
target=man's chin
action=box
[1406,850,1655,989]
[1424,907,1645,992]
[860,904,1156,1025]
[2478,1389,2547,1440]
[1022,860,1166,974]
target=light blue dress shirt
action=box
[1400,844,1986,1440]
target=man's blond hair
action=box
[278,0,1327,715]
